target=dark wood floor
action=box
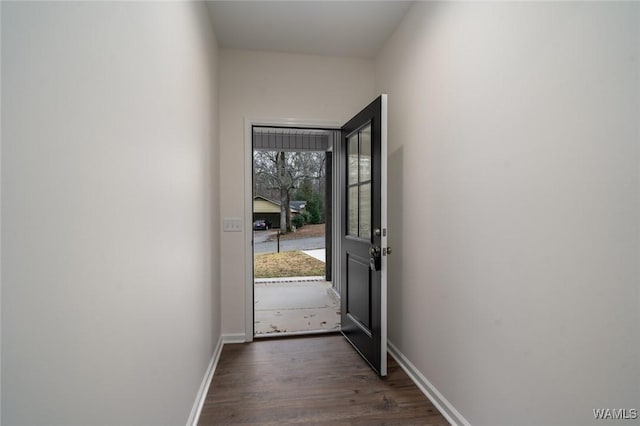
[198,334,449,425]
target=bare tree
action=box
[253,150,325,232]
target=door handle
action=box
[369,245,381,271]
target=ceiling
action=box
[205,1,413,59]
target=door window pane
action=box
[348,186,358,236]
[359,182,371,239]
[346,122,374,239]
[359,125,371,182]
[348,133,359,185]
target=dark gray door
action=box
[340,95,388,376]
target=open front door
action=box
[340,95,388,376]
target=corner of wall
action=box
[1,1,4,421]
[388,341,470,426]
[186,334,224,426]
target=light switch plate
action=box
[223,218,243,232]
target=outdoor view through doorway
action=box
[252,126,340,336]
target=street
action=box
[253,230,325,254]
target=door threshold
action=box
[254,329,340,339]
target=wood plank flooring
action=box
[198,334,449,425]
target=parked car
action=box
[253,219,271,230]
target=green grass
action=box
[254,251,325,278]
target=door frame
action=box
[243,117,341,342]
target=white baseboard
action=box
[387,340,471,426]
[186,333,248,425]
[222,333,247,344]
[186,335,224,426]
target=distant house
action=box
[252,195,302,228]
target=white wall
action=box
[219,49,374,335]
[376,2,639,425]
[0,2,3,417]
[1,2,220,425]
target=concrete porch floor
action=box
[254,279,341,336]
